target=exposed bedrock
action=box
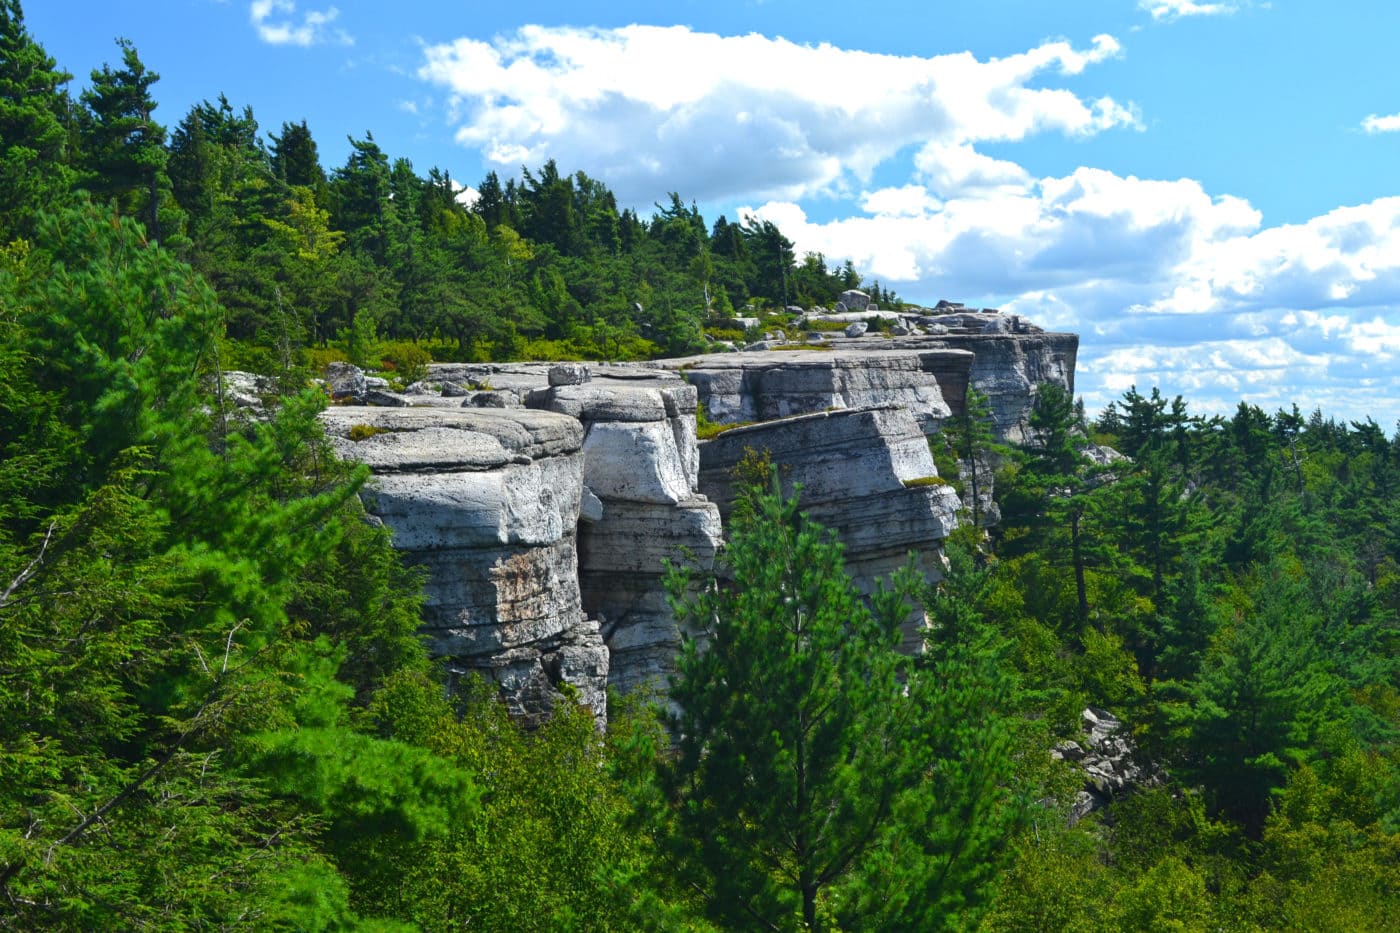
[525,380,725,698]
[320,406,608,725]
[651,348,974,436]
[868,332,1079,445]
[698,406,962,654]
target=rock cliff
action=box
[316,311,1074,721]
[525,377,724,699]
[320,406,608,725]
[697,406,961,653]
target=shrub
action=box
[381,341,432,384]
[304,345,349,371]
[696,403,753,440]
[348,423,388,442]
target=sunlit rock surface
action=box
[698,406,962,654]
[320,406,607,725]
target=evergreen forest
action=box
[2,5,1398,929]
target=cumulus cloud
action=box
[743,176,1400,423]
[414,23,1399,424]
[249,0,351,47]
[416,25,1132,205]
[1362,112,1400,134]
[1140,1,1240,21]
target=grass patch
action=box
[902,475,949,488]
[348,423,390,442]
[696,402,755,439]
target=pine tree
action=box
[0,201,473,924]
[664,479,1020,930]
[81,39,173,242]
[0,0,77,241]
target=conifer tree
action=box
[0,0,77,241]
[664,480,1020,930]
[0,201,473,925]
[81,39,173,242]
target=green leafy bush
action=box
[380,341,431,384]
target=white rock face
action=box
[654,349,973,436]
[580,421,693,504]
[698,407,962,654]
[526,379,724,698]
[303,320,1075,726]
[839,289,871,311]
[580,498,723,696]
[321,406,607,724]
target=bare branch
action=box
[0,521,58,610]
[221,620,248,674]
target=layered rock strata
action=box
[697,406,962,654]
[320,406,608,725]
[652,348,974,436]
[922,333,1078,446]
[307,313,1073,720]
[525,379,724,698]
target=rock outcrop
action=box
[320,406,608,725]
[697,406,961,653]
[525,377,724,698]
[1054,707,1164,824]
[308,309,1074,722]
[653,348,974,436]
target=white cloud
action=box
[1362,112,1400,134]
[249,0,352,47]
[415,23,1400,425]
[451,179,480,209]
[417,25,1133,205]
[742,173,1400,424]
[1140,1,1240,22]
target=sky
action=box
[26,0,1400,426]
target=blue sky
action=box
[27,0,1400,425]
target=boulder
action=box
[1062,707,1165,824]
[549,363,591,387]
[464,390,521,409]
[364,389,412,407]
[838,289,870,312]
[217,371,276,410]
[326,361,367,400]
[845,321,868,338]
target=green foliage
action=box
[337,310,380,369]
[348,423,388,442]
[378,340,431,384]
[694,402,754,440]
[0,0,78,242]
[0,201,466,927]
[351,674,695,930]
[663,478,1021,931]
